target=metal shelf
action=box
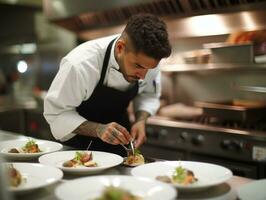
[160,63,266,72]
[232,85,266,93]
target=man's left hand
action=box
[130,120,146,148]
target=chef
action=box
[43,13,171,156]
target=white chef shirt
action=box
[44,34,161,141]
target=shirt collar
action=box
[109,36,120,71]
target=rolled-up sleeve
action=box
[132,67,161,116]
[43,58,99,141]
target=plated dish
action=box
[96,186,141,200]
[8,139,41,153]
[55,175,177,200]
[123,149,145,167]
[0,138,63,160]
[39,150,123,175]
[3,162,63,193]
[62,151,98,168]
[156,165,198,185]
[237,179,266,200]
[131,161,233,191]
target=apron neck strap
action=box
[99,38,117,85]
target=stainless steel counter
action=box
[0,130,253,200]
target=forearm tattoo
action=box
[135,110,150,123]
[74,121,105,138]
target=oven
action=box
[140,116,266,179]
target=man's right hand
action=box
[96,122,132,145]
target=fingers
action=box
[104,131,120,145]
[99,122,131,145]
[134,134,146,148]
[130,125,146,148]
[115,124,132,142]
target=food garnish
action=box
[123,149,145,166]
[8,139,41,153]
[63,151,98,168]
[156,165,198,185]
[95,186,142,200]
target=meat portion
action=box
[7,164,22,187]
[156,175,172,183]
[63,151,97,168]
[8,148,19,153]
[23,144,41,153]
[63,159,78,167]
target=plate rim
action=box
[237,179,266,200]
[55,174,177,200]
[131,160,233,189]
[38,150,124,173]
[4,162,63,193]
[0,138,63,158]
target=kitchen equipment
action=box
[203,43,254,63]
[226,30,266,56]
[159,103,203,120]
[121,144,134,156]
[141,115,266,179]
[194,100,266,122]
[43,0,266,39]
[130,140,135,155]
[182,49,210,64]
[232,85,266,93]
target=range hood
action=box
[43,0,266,39]
[0,2,41,47]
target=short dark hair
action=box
[124,13,171,60]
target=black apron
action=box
[64,38,139,157]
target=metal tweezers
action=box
[121,140,135,156]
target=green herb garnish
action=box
[134,149,141,155]
[74,151,83,161]
[24,139,36,148]
[172,166,186,183]
[96,186,138,200]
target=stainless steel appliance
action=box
[43,0,266,39]
[141,115,266,179]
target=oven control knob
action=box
[221,140,243,151]
[191,135,204,145]
[159,129,168,139]
[146,127,159,139]
[221,140,231,150]
[180,132,189,141]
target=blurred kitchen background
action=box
[1,0,266,179]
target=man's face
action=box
[115,39,159,83]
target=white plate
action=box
[55,175,177,200]
[237,179,266,200]
[4,162,63,194]
[39,150,123,175]
[131,161,233,191]
[0,138,63,160]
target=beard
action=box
[116,52,139,83]
[122,73,139,83]
[123,75,138,83]
[118,61,138,82]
